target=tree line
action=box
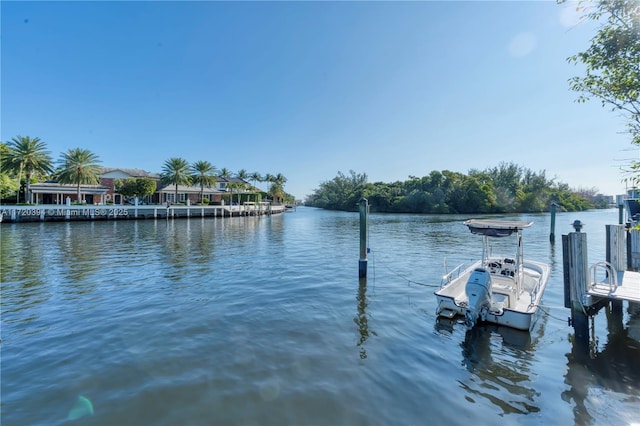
[305,164,609,213]
[306,0,640,215]
[308,0,640,215]
[0,136,293,205]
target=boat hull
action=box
[435,259,550,331]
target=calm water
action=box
[1,207,639,425]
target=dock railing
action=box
[589,261,619,293]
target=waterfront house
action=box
[30,181,110,205]
[157,184,224,205]
[99,167,160,204]
[26,167,255,206]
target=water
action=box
[1,207,638,425]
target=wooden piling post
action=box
[550,202,557,243]
[562,220,589,342]
[359,198,368,278]
[605,224,626,273]
[627,226,640,271]
[618,203,624,225]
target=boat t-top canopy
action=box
[464,219,533,237]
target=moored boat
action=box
[435,219,551,331]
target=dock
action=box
[588,270,640,304]
[0,203,287,223]
[563,221,640,347]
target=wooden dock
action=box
[563,223,640,344]
[588,270,640,304]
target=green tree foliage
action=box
[306,163,596,213]
[236,169,249,181]
[0,173,18,202]
[264,173,275,197]
[191,160,217,202]
[250,171,262,202]
[226,181,244,205]
[54,148,101,202]
[234,169,250,204]
[137,177,157,198]
[268,173,288,204]
[114,177,157,199]
[0,142,20,201]
[160,157,192,202]
[565,0,640,183]
[250,171,262,189]
[2,136,54,203]
[306,170,368,210]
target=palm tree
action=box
[238,181,249,205]
[270,173,288,204]
[264,173,275,199]
[2,136,53,203]
[160,157,192,204]
[218,167,232,204]
[250,171,262,202]
[237,169,249,181]
[274,173,287,187]
[191,160,217,203]
[227,181,240,206]
[54,148,101,202]
[235,169,249,205]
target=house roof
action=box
[30,182,109,195]
[157,185,224,194]
[99,167,160,179]
[217,177,249,184]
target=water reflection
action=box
[1,224,51,319]
[55,222,101,283]
[451,322,541,415]
[157,219,216,280]
[1,224,46,288]
[563,304,640,425]
[354,277,376,359]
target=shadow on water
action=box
[563,303,640,425]
[436,318,542,416]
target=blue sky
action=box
[1,1,634,199]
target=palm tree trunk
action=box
[16,166,23,204]
[252,179,257,203]
[76,182,81,203]
[25,172,31,204]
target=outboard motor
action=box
[465,268,492,328]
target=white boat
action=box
[435,219,551,331]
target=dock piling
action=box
[605,224,626,273]
[550,202,557,243]
[359,198,368,278]
[562,220,589,341]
